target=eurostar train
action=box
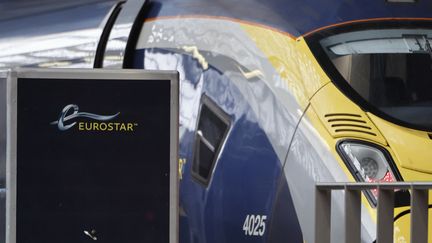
[2,0,432,242]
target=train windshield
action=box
[316,27,432,130]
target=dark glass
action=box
[198,105,228,147]
[197,139,215,179]
[193,99,230,183]
[313,26,432,130]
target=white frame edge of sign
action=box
[6,70,17,243]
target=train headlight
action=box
[339,142,395,182]
[337,141,401,204]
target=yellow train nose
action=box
[394,207,432,243]
[368,113,432,175]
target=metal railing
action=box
[0,188,5,243]
[315,182,432,243]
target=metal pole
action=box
[315,188,331,243]
[410,188,429,243]
[345,188,361,243]
[376,188,394,243]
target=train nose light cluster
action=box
[337,141,398,202]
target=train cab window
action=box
[310,24,432,131]
[192,95,231,185]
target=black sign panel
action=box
[7,70,178,243]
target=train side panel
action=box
[132,15,306,242]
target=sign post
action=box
[0,72,7,242]
[5,68,179,243]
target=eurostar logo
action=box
[50,104,138,132]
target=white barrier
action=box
[315,182,432,243]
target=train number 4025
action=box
[242,214,267,236]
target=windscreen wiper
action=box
[404,34,432,67]
[403,34,432,58]
[422,36,432,61]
